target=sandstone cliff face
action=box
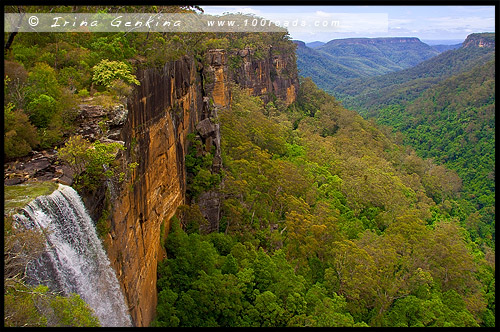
[204,47,299,108]
[462,33,495,48]
[104,49,298,327]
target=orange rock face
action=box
[206,48,299,107]
[104,49,298,327]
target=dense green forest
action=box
[3,6,495,328]
[324,36,496,252]
[153,80,495,327]
[374,59,495,245]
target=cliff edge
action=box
[103,47,298,327]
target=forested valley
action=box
[3,6,495,328]
[154,80,495,326]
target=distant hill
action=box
[432,43,462,52]
[305,41,325,48]
[422,39,464,45]
[294,40,366,91]
[295,37,439,94]
[335,33,495,113]
[317,37,439,70]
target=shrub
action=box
[77,89,90,97]
[4,103,39,159]
[109,79,134,103]
[4,282,100,327]
[25,62,60,100]
[57,135,126,191]
[26,94,57,128]
[92,59,140,88]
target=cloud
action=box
[423,16,495,32]
[202,6,262,16]
[315,11,334,17]
[389,18,414,25]
[387,14,494,39]
[454,6,495,13]
[200,5,494,42]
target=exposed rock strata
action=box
[103,48,298,327]
[462,33,495,48]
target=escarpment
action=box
[205,47,298,107]
[102,48,298,327]
[462,32,495,48]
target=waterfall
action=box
[13,184,132,327]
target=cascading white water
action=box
[13,184,132,327]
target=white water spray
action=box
[13,184,132,327]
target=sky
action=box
[201,5,495,43]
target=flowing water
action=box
[13,184,132,327]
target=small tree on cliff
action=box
[57,135,126,191]
[92,59,140,88]
[91,59,140,101]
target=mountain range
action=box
[334,33,495,112]
[294,37,441,94]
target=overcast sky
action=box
[201,5,495,43]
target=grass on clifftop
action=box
[4,181,59,216]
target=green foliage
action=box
[156,77,491,327]
[89,35,137,64]
[185,136,221,200]
[92,59,140,88]
[57,135,125,191]
[4,282,100,327]
[4,104,39,159]
[26,94,57,128]
[25,62,60,100]
[154,219,359,327]
[77,88,90,97]
[11,43,41,69]
[96,192,111,238]
[4,58,80,156]
[361,56,495,247]
[384,294,479,327]
[175,204,208,234]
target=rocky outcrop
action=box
[3,103,126,187]
[195,116,222,172]
[103,48,298,327]
[204,47,299,108]
[102,56,205,327]
[3,150,72,186]
[462,32,495,48]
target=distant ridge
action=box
[422,39,464,45]
[334,32,496,112]
[305,41,325,48]
[321,36,422,45]
[295,36,439,93]
[431,44,462,53]
[462,32,495,48]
